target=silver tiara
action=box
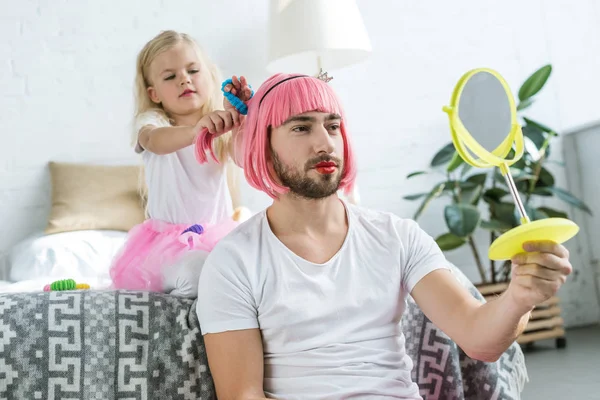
[316,68,333,83]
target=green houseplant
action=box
[404,64,592,285]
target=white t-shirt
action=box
[135,111,233,225]
[196,200,452,399]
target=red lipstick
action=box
[314,161,337,174]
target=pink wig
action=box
[242,73,357,199]
[195,73,357,199]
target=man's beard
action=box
[271,150,343,200]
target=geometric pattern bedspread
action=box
[401,264,529,400]
[0,266,527,400]
[0,291,216,400]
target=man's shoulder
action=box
[348,203,419,232]
[208,210,266,259]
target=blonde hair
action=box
[133,30,230,162]
[132,30,241,215]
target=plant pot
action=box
[475,281,567,349]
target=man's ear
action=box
[147,86,161,104]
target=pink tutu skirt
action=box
[109,218,238,291]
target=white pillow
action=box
[7,230,127,283]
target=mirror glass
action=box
[458,71,512,153]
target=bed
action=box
[1,229,128,293]
[0,161,144,293]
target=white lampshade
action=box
[267,0,372,75]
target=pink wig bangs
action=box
[241,73,357,199]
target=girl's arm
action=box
[139,110,239,155]
[138,125,197,155]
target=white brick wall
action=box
[1,0,599,325]
[0,0,272,257]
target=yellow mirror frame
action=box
[442,68,579,260]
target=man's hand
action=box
[223,75,253,112]
[507,240,573,312]
[410,239,573,362]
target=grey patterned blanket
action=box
[1,269,527,399]
[0,291,215,399]
[401,266,528,399]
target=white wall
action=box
[563,122,600,326]
[1,0,599,326]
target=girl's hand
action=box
[223,75,253,112]
[196,110,240,136]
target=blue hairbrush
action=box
[221,79,253,115]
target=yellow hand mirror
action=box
[442,68,579,260]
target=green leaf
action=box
[436,233,467,251]
[460,163,473,177]
[547,187,593,215]
[464,185,484,206]
[446,152,464,172]
[522,205,549,221]
[523,117,556,135]
[403,193,428,201]
[512,155,528,171]
[522,124,546,149]
[459,174,487,206]
[523,136,542,161]
[517,98,535,111]
[444,204,481,237]
[458,181,478,190]
[480,219,512,232]
[483,188,509,203]
[492,173,531,196]
[537,206,568,219]
[532,187,553,197]
[413,183,446,220]
[518,64,552,102]
[510,204,547,223]
[491,202,518,227]
[538,167,555,187]
[495,168,536,184]
[466,173,488,186]
[516,180,529,194]
[493,169,507,185]
[441,180,477,192]
[407,171,427,179]
[509,169,537,182]
[430,143,455,167]
[523,122,555,160]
